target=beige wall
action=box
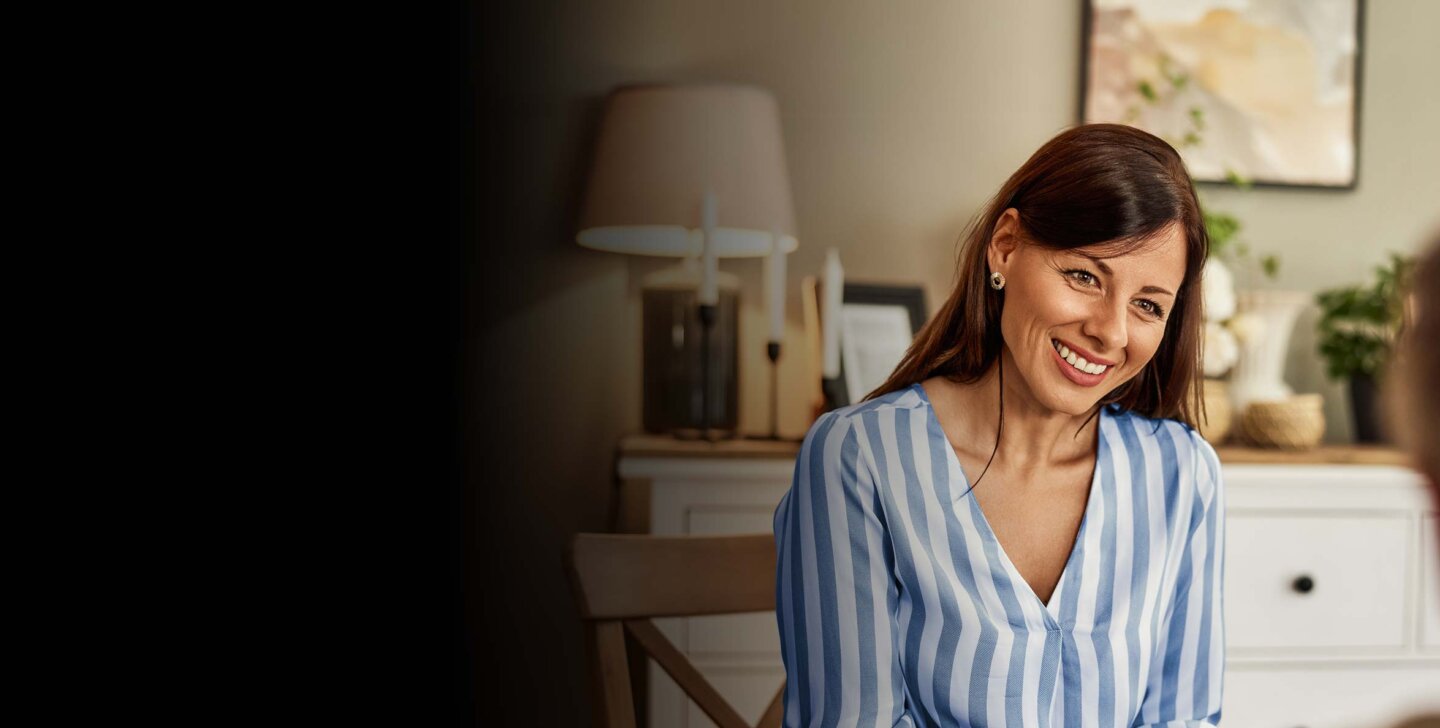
[472,1,1440,721]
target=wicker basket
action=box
[1196,378,1233,444]
[1240,394,1325,450]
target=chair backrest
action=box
[567,533,785,728]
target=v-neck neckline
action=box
[909,381,1108,622]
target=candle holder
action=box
[745,341,786,441]
[697,302,718,441]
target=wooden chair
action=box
[567,533,786,728]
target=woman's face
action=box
[988,209,1188,416]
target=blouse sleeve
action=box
[773,411,916,727]
[1133,429,1226,728]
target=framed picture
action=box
[1079,0,1365,189]
[823,283,928,409]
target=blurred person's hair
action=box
[1388,230,1440,494]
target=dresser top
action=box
[619,434,1412,467]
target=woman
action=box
[774,124,1221,727]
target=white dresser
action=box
[614,437,1440,728]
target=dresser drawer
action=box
[1226,512,1411,652]
[1226,666,1440,728]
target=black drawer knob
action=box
[1292,575,1315,594]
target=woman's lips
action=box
[1050,342,1108,387]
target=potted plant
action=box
[1315,253,1415,443]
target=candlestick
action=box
[822,247,843,379]
[698,191,719,306]
[766,232,786,342]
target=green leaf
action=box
[1189,106,1206,130]
[1261,254,1280,279]
[1203,210,1240,255]
[1223,168,1253,189]
[1138,80,1157,102]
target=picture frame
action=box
[1078,0,1365,190]
[821,283,928,409]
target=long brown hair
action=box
[863,123,1209,428]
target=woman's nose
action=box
[1081,297,1128,354]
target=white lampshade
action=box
[577,83,798,258]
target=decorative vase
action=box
[1196,378,1233,444]
[1228,290,1311,412]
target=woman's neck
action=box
[949,352,1100,470]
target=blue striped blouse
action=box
[773,382,1225,727]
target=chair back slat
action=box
[569,533,776,619]
[567,533,786,728]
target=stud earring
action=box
[989,271,1006,290]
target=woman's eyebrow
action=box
[1077,253,1175,297]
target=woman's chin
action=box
[1036,388,1100,417]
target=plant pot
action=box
[1229,290,1311,411]
[1349,373,1388,443]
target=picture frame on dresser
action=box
[815,282,927,409]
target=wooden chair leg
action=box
[757,682,785,728]
[590,621,637,728]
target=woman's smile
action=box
[1049,337,1114,387]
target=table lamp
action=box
[577,83,798,440]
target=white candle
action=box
[765,233,786,342]
[698,191,719,306]
[822,247,843,379]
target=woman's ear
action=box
[988,208,1022,275]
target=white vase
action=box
[1228,290,1311,412]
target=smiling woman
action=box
[773,124,1221,727]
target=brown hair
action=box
[1388,232,1440,490]
[864,124,1209,428]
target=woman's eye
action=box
[1064,269,1097,286]
[1135,299,1166,318]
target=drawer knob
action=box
[1291,575,1315,594]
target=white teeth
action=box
[1054,339,1109,376]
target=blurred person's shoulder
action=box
[1389,715,1440,728]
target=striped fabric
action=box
[773,382,1224,727]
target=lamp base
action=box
[641,263,740,436]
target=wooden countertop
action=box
[619,433,1412,467]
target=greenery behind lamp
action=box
[1315,253,1415,443]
